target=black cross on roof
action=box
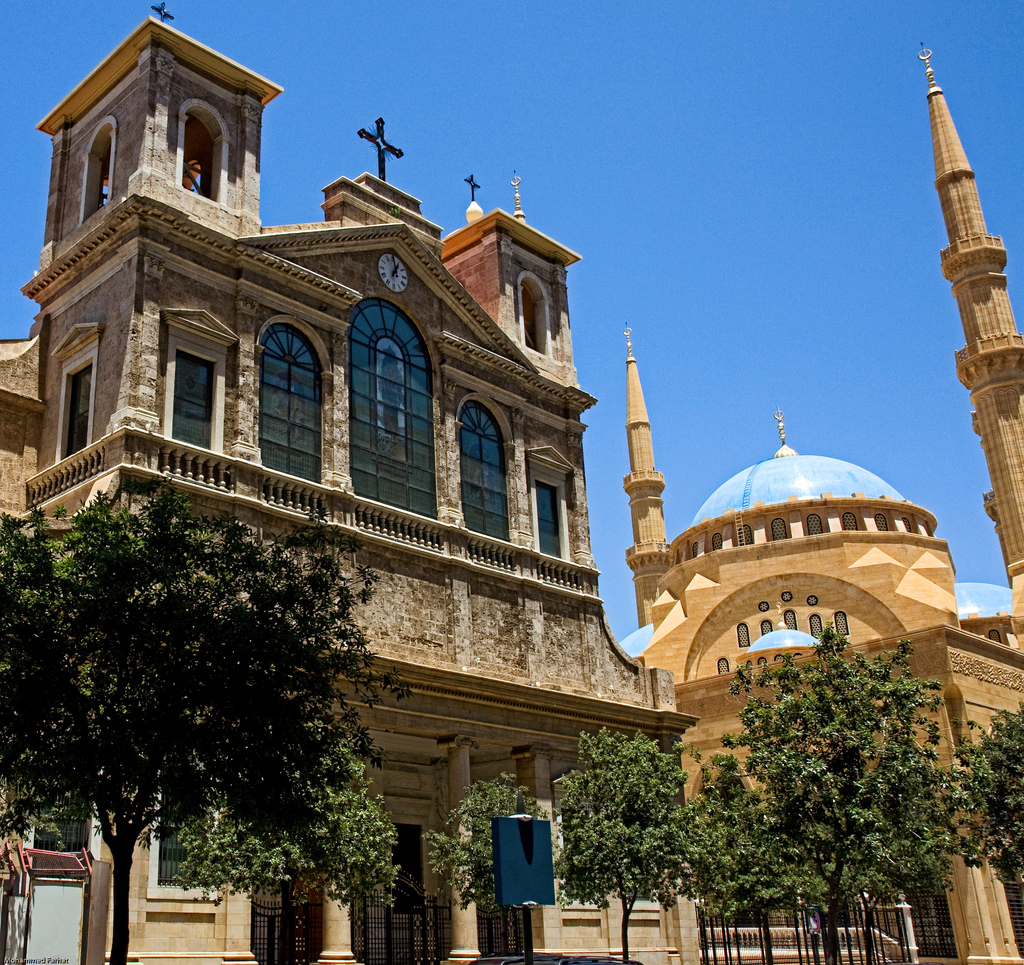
[357,117,403,182]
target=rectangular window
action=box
[172,351,214,449]
[536,481,561,557]
[158,829,185,886]
[65,364,93,457]
[32,818,91,852]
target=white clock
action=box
[378,252,408,292]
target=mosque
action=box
[620,49,1024,965]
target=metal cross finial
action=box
[919,44,937,88]
[357,117,404,182]
[465,174,480,202]
[511,171,525,221]
[151,2,174,21]
[774,407,786,444]
[624,328,634,359]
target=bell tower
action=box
[622,332,671,627]
[923,51,1024,606]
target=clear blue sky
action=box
[2,1,1022,641]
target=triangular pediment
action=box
[52,321,105,361]
[162,309,237,346]
[526,446,574,475]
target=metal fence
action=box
[250,897,323,965]
[477,906,523,957]
[351,877,451,965]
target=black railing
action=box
[352,876,451,965]
[905,892,958,960]
[251,897,323,965]
[478,906,523,957]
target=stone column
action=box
[510,408,531,547]
[327,330,352,492]
[512,747,559,953]
[238,97,263,235]
[231,295,262,463]
[318,899,357,964]
[439,735,480,964]
[221,891,259,964]
[438,377,465,527]
[565,422,594,567]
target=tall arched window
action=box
[82,119,115,220]
[182,112,216,198]
[902,516,914,533]
[809,613,823,638]
[874,513,889,531]
[771,517,788,541]
[834,611,849,635]
[459,402,508,540]
[784,609,797,630]
[737,624,750,648]
[717,658,730,675]
[842,512,858,531]
[760,619,773,636]
[711,532,723,551]
[739,523,753,546]
[259,324,322,481]
[691,541,699,558]
[519,276,547,353]
[350,299,436,517]
[806,513,823,536]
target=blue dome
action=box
[691,455,905,527]
[955,582,1011,618]
[748,628,819,653]
[619,624,654,657]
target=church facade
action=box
[622,52,1024,965]
[0,19,694,965]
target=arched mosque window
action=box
[989,629,1002,642]
[842,512,858,531]
[711,532,723,551]
[806,513,823,535]
[874,513,889,531]
[771,517,788,541]
[902,516,913,533]
[739,524,753,546]
[717,658,730,675]
[834,611,849,635]
[760,619,774,637]
[784,609,797,630]
[691,541,699,558]
[809,614,823,638]
[737,624,750,648]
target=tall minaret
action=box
[924,50,1024,590]
[623,330,671,627]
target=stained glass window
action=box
[771,517,788,541]
[737,623,750,648]
[460,402,508,540]
[842,512,858,531]
[173,352,213,449]
[806,513,823,535]
[809,613,823,638]
[260,324,322,481]
[875,513,889,531]
[349,300,436,516]
[834,611,849,635]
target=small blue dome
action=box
[955,582,1011,618]
[691,455,905,527]
[748,628,819,653]
[619,623,654,657]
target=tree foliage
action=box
[426,773,542,913]
[555,729,689,962]
[0,484,404,965]
[710,628,959,965]
[957,702,1024,879]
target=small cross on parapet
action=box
[357,117,404,182]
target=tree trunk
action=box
[823,896,841,965]
[108,836,136,965]
[620,898,635,963]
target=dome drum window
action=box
[988,629,1002,642]
[783,609,797,630]
[874,513,889,531]
[781,591,793,603]
[738,523,753,546]
[691,541,699,559]
[806,513,823,536]
[760,619,773,636]
[771,517,788,541]
[842,512,859,531]
[902,516,914,533]
[349,299,437,517]
[711,532,723,551]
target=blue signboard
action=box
[491,817,556,907]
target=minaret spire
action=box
[924,51,1024,595]
[623,330,671,627]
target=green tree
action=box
[718,627,960,965]
[426,773,542,913]
[555,730,689,963]
[0,484,403,965]
[957,702,1024,879]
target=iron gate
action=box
[251,896,323,965]
[477,906,523,957]
[352,874,451,965]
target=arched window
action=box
[691,541,699,558]
[459,402,508,540]
[757,657,768,666]
[989,629,1002,642]
[737,623,750,648]
[834,611,849,635]
[874,513,889,531]
[902,516,913,533]
[350,299,436,517]
[711,532,723,551]
[842,512,858,531]
[760,619,774,636]
[259,324,322,481]
[82,119,115,220]
[738,523,753,546]
[809,613,823,638]
[784,609,797,630]
[182,112,216,198]
[519,277,547,353]
[806,513,823,536]
[717,657,730,675]
[771,517,788,541]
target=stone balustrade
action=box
[955,331,1024,365]
[26,428,599,598]
[940,232,1003,262]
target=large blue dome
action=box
[691,455,905,527]
[748,628,819,653]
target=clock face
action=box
[378,253,408,292]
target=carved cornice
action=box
[950,648,1024,693]
[956,342,1024,390]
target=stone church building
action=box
[620,51,1024,965]
[0,17,693,965]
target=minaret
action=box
[623,330,671,627]
[923,50,1024,590]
